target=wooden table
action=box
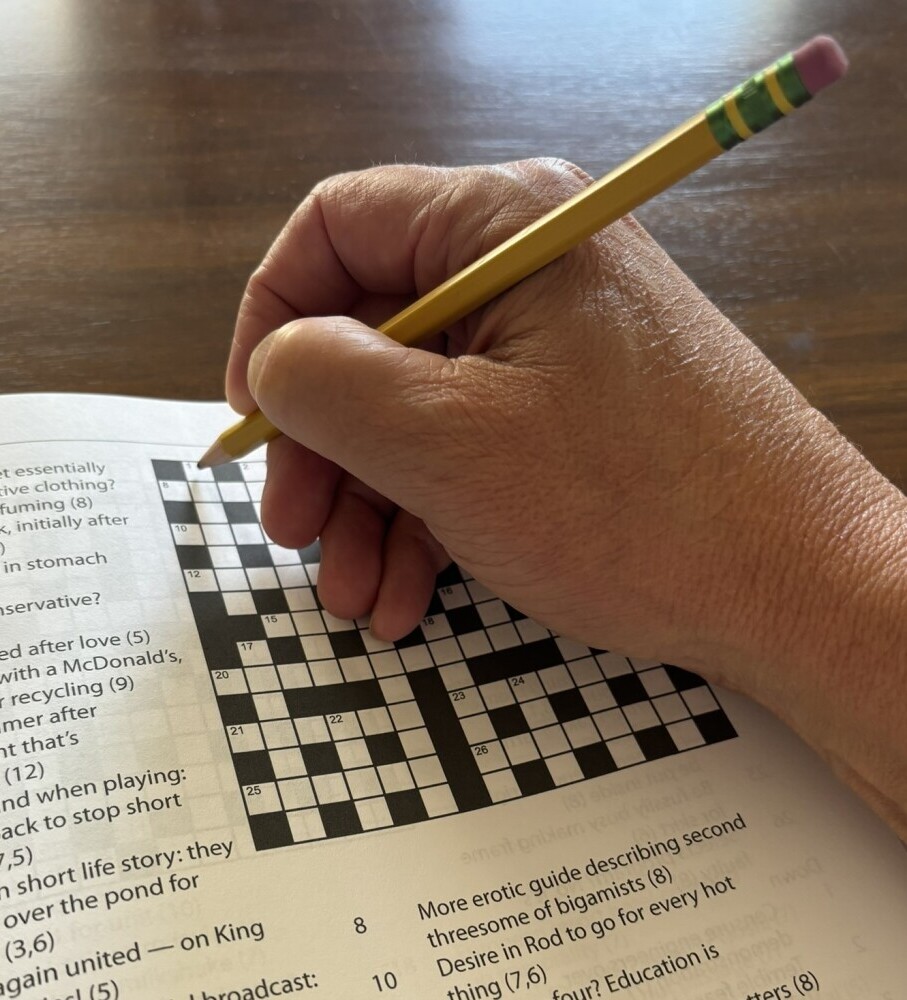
[2,1,905,486]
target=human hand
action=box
[228,159,907,835]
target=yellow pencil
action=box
[199,35,846,469]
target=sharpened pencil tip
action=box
[197,441,231,469]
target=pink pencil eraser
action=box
[792,35,848,95]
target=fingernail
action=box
[247,336,273,398]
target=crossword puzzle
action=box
[153,459,737,851]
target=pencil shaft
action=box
[379,116,717,344]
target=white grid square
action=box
[358,707,394,736]
[594,709,631,740]
[346,767,382,799]
[581,682,617,713]
[278,566,310,589]
[538,665,573,694]
[466,579,495,603]
[484,770,521,802]
[389,702,423,731]
[400,645,432,671]
[239,640,272,667]
[439,583,470,609]
[218,482,251,503]
[479,680,515,710]
[210,546,242,568]
[158,480,190,501]
[379,677,412,704]
[478,600,509,626]
[253,693,289,721]
[288,808,326,842]
[328,714,362,741]
[247,567,279,590]
[213,669,248,696]
[262,614,295,638]
[421,616,453,640]
[567,657,602,687]
[421,785,457,817]
[653,693,689,724]
[184,569,217,591]
[309,660,343,685]
[228,725,264,753]
[608,735,645,768]
[294,717,330,743]
[546,752,584,785]
[555,636,590,661]
[667,719,705,750]
[516,618,549,643]
[438,663,472,690]
[487,624,520,650]
[624,702,659,731]
[522,698,557,729]
[278,777,316,810]
[370,651,405,677]
[461,714,495,744]
[474,742,508,773]
[244,665,280,693]
[293,610,325,635]
[429,638,461,665]
[456,631,492,658]
[511,674,545,702]
[356,797,393,831]
[681,686,718,716]
[337,739,371,769]
[503,733,539,765]
[564,717,599,748]
[190,482,221,503]
[639,667,674,697]
[277,663,311,689]
[452,687,485,717]
[216,569,249,592]
[223,591,256,616]
[232,523,265,545]
[203,524,235,546]
[597,653,633,678]
[195,502,227,523]
[340,657,374,683]
[301,635,335,661]
[269,748,306,779]
[410,756,445,787]
[534,724,570,757]
[399,728,433,758]
[312,772,350,804]
[378,762,415,794]
[244,782,281,814]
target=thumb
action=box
[248,316,467,509]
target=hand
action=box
[228,160,907,836]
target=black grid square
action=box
[574,742,617,779]
[224,502,258,523]
[635,726,677,761]
[177,547,212,570]
[436,565,463,587]
[385,789,428,825]
[249,811,293,850]
[164,500,198,524]
[394,626,426,649]
[695,710,737,744]
[233,750,275,785]
[446,605,483,635]
[504,603,527,621]
[301,743,343,775]
[329,630,368,659]
[513,759,555,795]
[239,544,273,567]
[253,590,290,615]
[548,688,589,723]
[153,460,187,481]
[488,704,529,739]
[665,665,706,691]
[268,636,304,665]
[365,732,406,765]
[320,800,363,838]
[607,673,649,706]
[218,694,258,726]
[213,464,245,482]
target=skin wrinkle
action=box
[236,159,907,839]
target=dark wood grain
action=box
[2,1,905,484]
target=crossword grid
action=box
[153,459,736,850]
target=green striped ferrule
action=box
[706,52,813,151]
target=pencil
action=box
[199,35,847,469]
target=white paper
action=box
[1,393,905,1000]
